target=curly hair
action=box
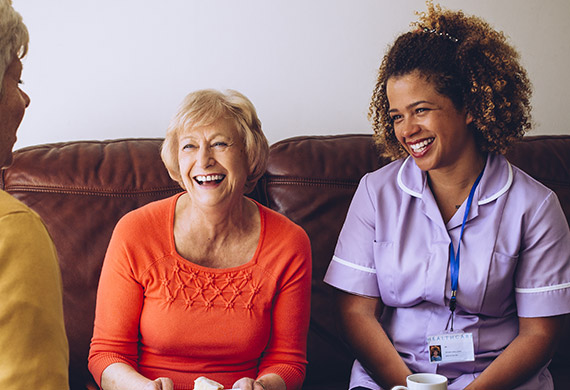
[369,1,532,160]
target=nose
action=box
[197,145,214,167]
[20,88,30,108]
[398,116,421,139]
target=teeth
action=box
[409,138,434,153]
[195,175,224,183]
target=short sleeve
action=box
[515,191,570,317]
[324,174,380,297]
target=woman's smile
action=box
[387,71,476,174]
[193,174,226,186]
[177,118,249,208]
[407,137,435,155]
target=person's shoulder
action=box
[361,158,405,188]
[509,163,555,197]
[0,190,45,228]
[0,190,34,217]
[0,191,56,264]
[259,203,306,234]
[367,158,404,178]
[258,202,310,251]
[257,202,311,275]
[353,158,407,207]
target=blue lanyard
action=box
[447,167,485,331]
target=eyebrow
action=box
[388,100,436,113]
[178,133,231,142]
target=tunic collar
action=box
[397,153,513,206]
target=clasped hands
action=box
[142,377,267,390]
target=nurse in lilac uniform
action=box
[324,3,570,390]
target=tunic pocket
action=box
[479,251,518,316]
[374,240,436,307]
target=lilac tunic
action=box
[324,153,570,390]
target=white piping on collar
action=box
[397,156,422,198]
[478,160,513,205]
[397,156,513,204]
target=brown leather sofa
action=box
[2,134,569,389]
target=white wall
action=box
[12,0,570,149]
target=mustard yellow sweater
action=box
[0,190,69,388]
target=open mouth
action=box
[194,174,225,185]
[409,137,435,154]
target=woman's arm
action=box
[88,216,148,386]
[0,210,69,389]
[256,224,312,390]
[101,363,173,390]
[465,315,567,390]
[335,289,412,389]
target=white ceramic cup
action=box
[391,373,448,390]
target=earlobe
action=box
[466,112,473,125]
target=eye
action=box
[212,141,229,148]
[18,79,24,85]
[415,107,429,114]
[390,114,403,123]
[182,143,197,151]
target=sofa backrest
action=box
[264,134,570,390]
[1,134,569,389]
[1,140,183,389]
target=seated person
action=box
[88,89,312,390]
[324,2,570,390]
[0,0,69,387]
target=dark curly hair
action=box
[369,1,532,160]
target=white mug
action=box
[392,373,448,390]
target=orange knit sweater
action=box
[88,194,311,390]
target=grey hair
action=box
[0,0,28,88]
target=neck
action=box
[427,152,486,223]
[177,194,256,240]
[428,152,486,193]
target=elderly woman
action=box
[324,2,570,390]
[0,0,69,387]
[88,89,312,390]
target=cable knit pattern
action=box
[88,194,312,390]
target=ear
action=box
[465,112,474,125]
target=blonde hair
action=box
[161,89,269,194]
[0,0,28,88]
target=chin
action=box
[410,157,433,172]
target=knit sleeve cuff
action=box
[88,353,138,387]
[258,363,306,390]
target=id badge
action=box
[427,332,475,363]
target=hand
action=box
[232,377,266,390]
[143,377,174,390]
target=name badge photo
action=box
[427,332,475,364]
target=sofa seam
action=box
[4,185,183,197]
[266,176,360,189]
